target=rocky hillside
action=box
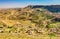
[0,5,60,37]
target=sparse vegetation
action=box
[0,6,60,39]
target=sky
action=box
[0,0,60,8]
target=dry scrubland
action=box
[0,6,60,39]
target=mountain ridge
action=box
[26,5,60,12]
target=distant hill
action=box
[26,5,60,12]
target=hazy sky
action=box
[0,0,60,8]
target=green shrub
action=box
[47,22,60,28]
[48,33,56,37]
